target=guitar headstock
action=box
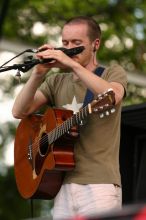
[90,89,116,118]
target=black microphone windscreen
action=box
[27,46,85,56]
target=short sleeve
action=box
[102,64,127,95]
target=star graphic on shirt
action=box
[62,96,83,113]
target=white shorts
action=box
[52,183,122,220]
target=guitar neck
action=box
[48,105,89,145]
[47,89,115,145]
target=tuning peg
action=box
[105,111,110,116]
[97,93,102,97]
[107,88,113,92]
[99,113,104,118]
[27,152,32,160]
[97,94,103,100]
[99,106,104,110]
[110,108,115,114]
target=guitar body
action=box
[14,89,115,200]
[14,108,75,200]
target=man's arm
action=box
[12,71,48,119]
[36,49,126,105]
[71,63,125,105]
[12,44,60,119]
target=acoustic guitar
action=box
[14,89,115,200]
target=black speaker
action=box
[134,135,146,202]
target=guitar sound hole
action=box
[39,133,49,156]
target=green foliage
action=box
[0,167,34,220]
[0,167,53,220]
[0,0,146,219]
[1,0,146,73]
[124,83,146,106]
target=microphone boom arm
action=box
[0,46,85,73]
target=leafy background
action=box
[0,0,146,219]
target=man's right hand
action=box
[32,44,55,77]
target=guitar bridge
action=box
[27,138,33,168]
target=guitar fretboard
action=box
[40,89,115,146]
[47,105,89,145]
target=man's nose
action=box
[66,42,74,49]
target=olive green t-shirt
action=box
[39,64,127,186]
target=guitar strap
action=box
[83,66,105,107]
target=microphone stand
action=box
[0,60,39,83]
[0,48,37,79]
[0,58,54,73]
[0,46,85,74]
[0,64,29,73]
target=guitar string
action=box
[27,105,89,153]
[27,107,87,157]
[33,106,88,147]
[27,92,113,154]
[15,108,89,177]
[27,92,112,152]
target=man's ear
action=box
[93,38,100,52]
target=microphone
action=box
[23,46,85,72]
[0,46,85,73]
[26,46,85,57]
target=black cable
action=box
[0,46,85,73]
[0,49,32,68]
[30,199,34,218]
